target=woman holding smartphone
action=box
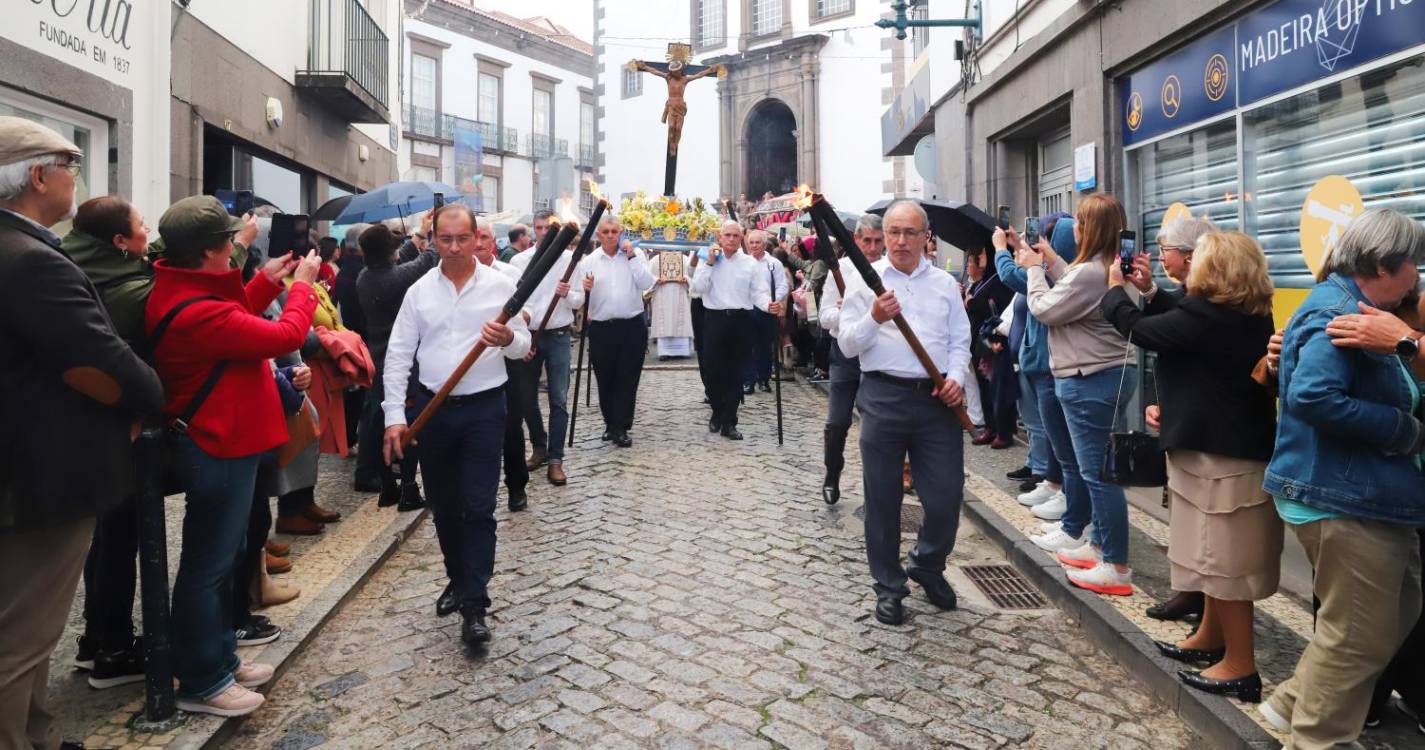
[1014,194,1138,596]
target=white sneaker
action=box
[1056,542,1100,570]
[1066,563,1133,596]
[1039,521,1094,537]
[1031,527,1084,553]
[1017,481,1055,507]
[1258,701,1290,732]
[234,660,274,688]
[177,683,265,717]
[1031,492,1067,520]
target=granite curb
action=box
[166,504,431,750]
[961,496,1280,750]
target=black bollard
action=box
[132,427,182,731]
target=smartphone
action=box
[779,227,788,242]
[1024,216,1041,246]
[269,213,311,257]
[215,188,255,217]
[1119,230,1137,275]
[433,191,446,210]
[996,205,1011,230]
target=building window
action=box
[623,67,642,98]
[478,73,501,126]
[750,0,782,37]
[533,89,552,138]
[813,0,851,20]
[0,94,107,237]
[694,0,726,50]
[481,175,500,213]
[408,165,438,183]
[411,53,437,112]
[1128,118,1239,273]
[910,2,928,57]
[580,101,595,157]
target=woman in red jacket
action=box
[145,195,321,717]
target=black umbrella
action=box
[866,198,996,251]
[312,194,354,221]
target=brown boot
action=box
[275,514,324,536]
[526,446,548,471]
[547,462,567,486]
[303,503,341,524]
[265,552,292,574]
[264,539,290,557]
[249,554,300,609]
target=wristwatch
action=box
[1396,332,1423,359]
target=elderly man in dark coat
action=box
[0,117,164,749]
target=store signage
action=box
[1119,26,1237,146]
[1238,0,1425,105]
[26,0,136,75]
[1298,175,1364,277]
[1074,143,1097,192]
[1120,0,1425,144]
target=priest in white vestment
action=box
[647,250,695,359]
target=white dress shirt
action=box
[749,251,789,309]
[818,256,874,338]
[577,247,655,321]
[838,257,971,382]
[511,248,587,330]
[483,257,521,283]
[383,263,532,427]
[690,250,771,312]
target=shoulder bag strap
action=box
[150,295,230,433]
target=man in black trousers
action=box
[691,221,771,440]
[577,216,654,447]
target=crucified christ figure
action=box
[632,59,724,157]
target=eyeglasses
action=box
[1159,244,1192,254]
[436,234,475,245]
[52,161,82,176]
[886,229,927,240]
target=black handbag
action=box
[1100,335,1167,487]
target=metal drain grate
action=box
[852,503,924,533]
[962,565,1048,609]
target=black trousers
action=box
[232,487,273,627]
[691,298,710,400]
[503,361,530,491]
[82,495,139,649]
[588,316,648,433]
[824,340,861,481]
[704,309,754,429]
[988,350,1019,440]
[1373,528,1425,716]
[356,370,420,490]
[743,309,778,386]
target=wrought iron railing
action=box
[305,0,390,108]
[577,144,595,168]
[531,133,555,159]
[404,104,451,140]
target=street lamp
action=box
[875,0,983,42]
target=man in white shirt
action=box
[577,216,654,447]
[691,221,771,440]
[741,230,789,395]
[816,213,884,505]
[839,200,970,626]
[509,228,585,486]
[473,220,533,510]
[383,205,531,646]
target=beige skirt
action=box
[1166,450,1284,602]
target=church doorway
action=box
[744,99,797,199]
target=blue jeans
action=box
[1055,367,1135,565]
[170,436,259,700]
[410,387,505,612]
[1018,370,1060,482]
[522,328,572,461]
[1032,373,1088,540]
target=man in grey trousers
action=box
[837,199,971,625]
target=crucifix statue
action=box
[629,43,726,197]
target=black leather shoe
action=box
[1018,478,1041,493]
[720,426,743,441]
[436,583,459,617]
[758,381,772,393]
[397,483,425,512]
[461,608,492,646]
[709,418,721,433]
[1146,591,1205,622]
[613,431,633,448]
[1006,465,1034,480]
[1154,639,1226,665]
[822,474,840,505]
[377,482,400,507]
[743,382,755,395]
[508,487,529,512]
[1179,670,1262,703]
[874,595,904,625]
[353,477,382,493]
[907,568,958,611]
[601,430,614,442]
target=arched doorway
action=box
[745,99,797,199]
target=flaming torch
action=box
[795,187,847,298]
[401,220,581,449]
[796,186,975,432]
[535,181,608,332]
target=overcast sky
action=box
[476,0,594,46]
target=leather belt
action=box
[418,384,504,404]
[536,325,572,336]
[864,370,943,393]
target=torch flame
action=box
[791,184,815,211]
[586,178,606,205]
[556,194,579,225]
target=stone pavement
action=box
[225,369,1194,750]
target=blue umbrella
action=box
[332,181,475,225]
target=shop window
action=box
[1128,118,1239,267]
[0,93,107,235]
[1243,55,1425,289]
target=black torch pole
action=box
[133,427,180,731]
[569,288,591,448]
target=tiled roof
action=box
[435,0,593,54]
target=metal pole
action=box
[132,428,182,732]
[774,336,783,447]
[569,295,591,448]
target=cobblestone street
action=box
[226,368,1194,750]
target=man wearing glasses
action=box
[577,216,654,448]
[0,117,164,746]
[382,204,531,647]
[838,200,971,626]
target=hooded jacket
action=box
[63,229,153,349]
